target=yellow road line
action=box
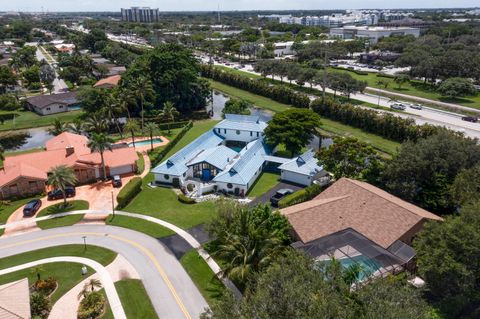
[0,232,192,319]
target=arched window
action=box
[227,183,233,189]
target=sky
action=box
[2,0,479,12]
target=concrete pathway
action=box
[49,254,139,319]
[0,256,126,319]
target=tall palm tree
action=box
[159,101,180,133]
[68,118,84,135]
[85,113,108,134]
[102,95,124,137]
[47,118,67,136]
[143,122,158,151]
[131,76,154,130]
[123,119,140,148]
[47,165,77,207]
[30,266,45,281]
[87,133,113,181]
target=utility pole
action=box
[111,190,115,218]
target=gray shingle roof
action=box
[27,92,78,109]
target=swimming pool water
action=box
[129,138,163,147]
[339,255,381,281]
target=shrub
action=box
[116,177,142,209]
[278,184,323,208]
[77,291,105,319]
[148,121,193,166]
[31,292,51,319]
[34,277,57,296]
[178,193,196,204]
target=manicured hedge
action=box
[201,65,311,109]
[116,177,142,209]
[177,193,196,204]
[278,184,323,208]
[148,121,193,166]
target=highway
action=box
[0,225,209,319]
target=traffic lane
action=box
[0,225,208,319]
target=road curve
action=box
[0,256,126,319]
[0,225,208,319]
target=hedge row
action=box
[177,193,196,204]
[148,121,193,166]
[201,65,311,108]
[116,177,142,209]
[145,120,190,131]
[278,184,323,208]
[311,98,440,142]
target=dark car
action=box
[112,175,122,188]
[462,116,478,123]
[23,199,42,217]
[47,186,76,200]
[270,188,294,207]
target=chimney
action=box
[66,146,75,156]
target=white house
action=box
[26,92,80,115]
[278,150,326,186]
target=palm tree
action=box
[68,118,84,135]
[143,122,158,151]
[131,76,154,130]
[30,266,45,281]
[77,279,102,300]
[123,119,140,148]
[85,113,108,134]
[47,165,77,207]
[159,101,180,133]
[87,133,113,181]
[47,118,67,136]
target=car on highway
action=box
[47,186,76,200]
[270,188,294,207]
[462,116,478,123]
[112,175,122,188]
[390,103,407,111]
[23,199,42,217]
[410,104,423,110]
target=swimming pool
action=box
[129,138,163,147]
[338,255,381,281]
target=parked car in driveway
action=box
[47,186,76,200]
[270,188,294,207]
[462,116,478,123]
[23,199,42,217]
[112,175,122,187]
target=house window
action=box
[236,130,240,135]
[46,107,51,111]
[224,129,227,134]
[227,183,233,189]
[164,174,170,180]
[59,105,64,108]
[257,132,259,137]
[250,131,253,136]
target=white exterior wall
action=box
[154,173,185,185]
[214,127,262,143]
[281,170,312,186]
[274,42,294,56]
[34,103,69,115]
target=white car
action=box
[390,103,406,111]
[410,104,423,110]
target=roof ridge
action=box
[281,195,350,216]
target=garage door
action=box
[109,165,133,176]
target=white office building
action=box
[330,26,420,44]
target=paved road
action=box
[0,256,126,319]
[35,46,68,93]
[0,225,209,319]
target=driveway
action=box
[249,182,304,207]
[0,225,209,319]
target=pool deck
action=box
[115,135,170,153]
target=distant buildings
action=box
[330,26,421,44]
[121,7,159,23]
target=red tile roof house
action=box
[93,75,121,89]
[281,177,442,281]
[0,132,138,199]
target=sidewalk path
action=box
[0,256,127,319]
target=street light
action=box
[82,236,87,250]
[111,190,115,218]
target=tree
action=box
[68,118,84,135]
[59,66,82,84]
[47,118,67,136]
[77,86,109,114]
[30,266,45,281]
[394,74,410,89]
[414,202,480,317]
[159,101,180,133]
[438,77,477,99]
[123,119,140,148]
[47,165,78,207]
[264,109,321,157]
[450,163,480,207]
[0,65,16,93]
[0,94,20,111]
[39,64,56,93]
[144,122,158,151]
[78,279,102,300]
[222,98,251,117]
[84,113,108,134]
[87,133,113,181]
[22,65,40,85]
[31,292,51,318]
[382,130,480,214]
[317,137,383,182]
[130,76,154,130]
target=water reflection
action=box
[209,90,274,122]
[4,128,53,151]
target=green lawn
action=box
[247,172,280,197]
[36,200,89,229]
[106,215,175,238]
[180,249,225,305]
[115,279,158,319]
[124,174,216,229]
[0,245,117,303]
[0,110,83,131]
[0,197,39,236]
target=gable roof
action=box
[215,114,267,132]
[45,132,89,152]
[278,149,324,176]
[187,145,238,170]
[0,163,47,187]
[27,92,78,109]
[93,75,121,88]
[0,278,31,319]
[281,178,442,249]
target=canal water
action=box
[3,128,53,151]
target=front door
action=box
[201,169,211,181]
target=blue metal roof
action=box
[187,145,238,170]
[278,149,324,176]
[215,114,267,132]
[213,138,271,186]
[152,130,224,176]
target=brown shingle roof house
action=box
[282,178,442,250]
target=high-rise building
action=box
[121,7,159,23]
